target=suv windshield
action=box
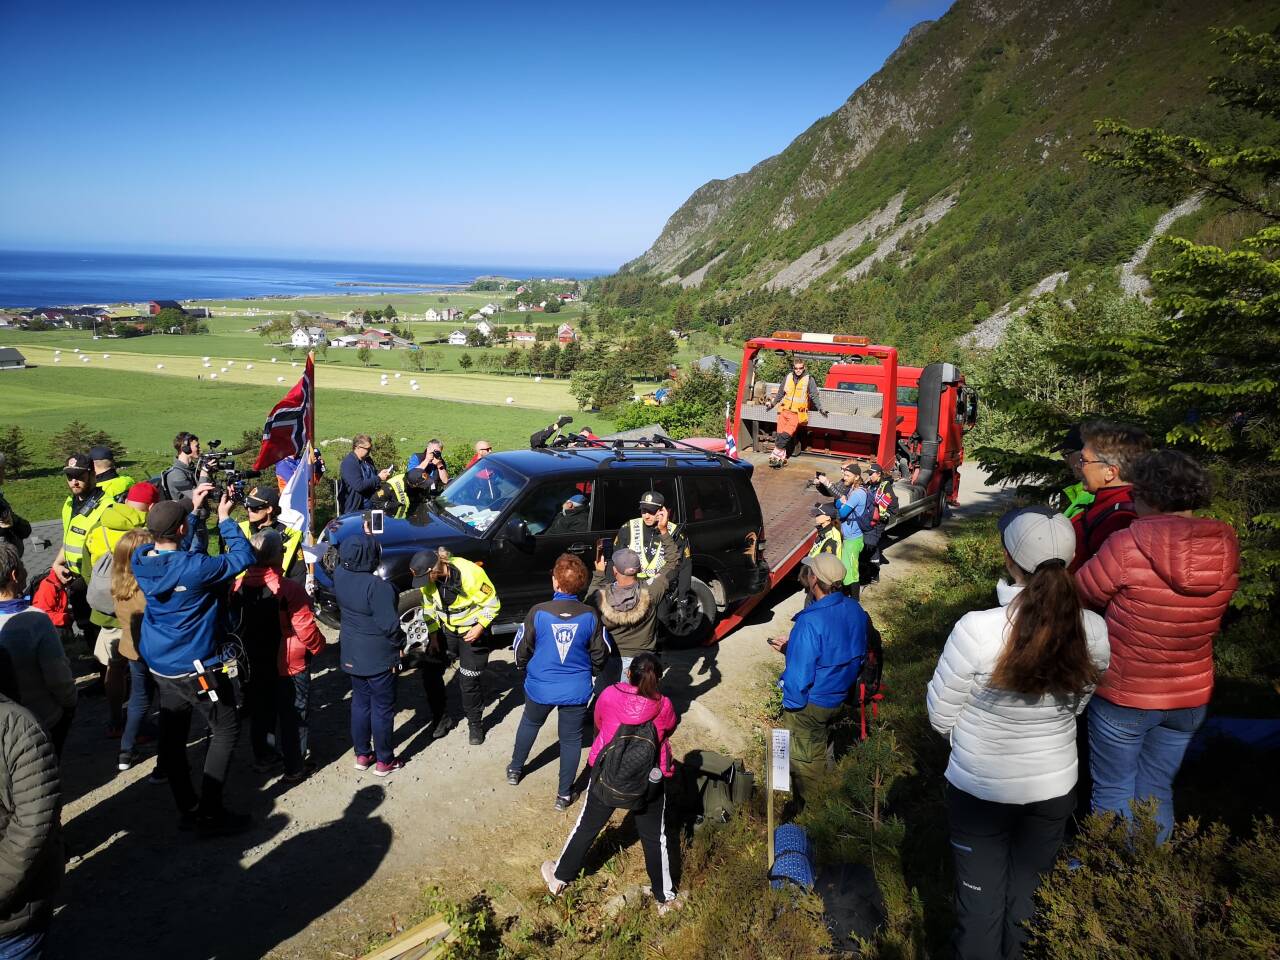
[435,459,527,532]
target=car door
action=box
[595,472,680,545]
[483,475,606,625]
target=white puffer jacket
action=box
[926,581,1111,805]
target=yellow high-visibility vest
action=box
[420,557,501,633]
[808,525,842,558]
[238,520,304,574]
[625,518,682,579]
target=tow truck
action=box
[697,330,978,640]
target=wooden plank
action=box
[361,916,452,960]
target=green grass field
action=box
[1,364,608,521]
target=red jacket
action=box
[1076,514,1238,710]
[233,567,327,676]
[1070,484,1137,572]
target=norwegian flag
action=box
[252,354,315,471]
[724,402,738,460]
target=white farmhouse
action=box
[475,319,494,338]
[447,330,468,346]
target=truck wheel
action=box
[924,489,946,529]
[659,577,717,648]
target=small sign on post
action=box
[767,727,791,869]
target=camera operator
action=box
[406,440,449,493]
[239,485,305,584]
[161,432,211,552]
[337,435,390,515]
[0,452,32,558]
[133,483,255,836]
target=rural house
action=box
[148,299,185,316]
[507,330,536,346]
[291,326,327,348]
[0,347,28,371]
[475,319,494,338]
[479,303,499,316]
[447,330,468,345]
[556,323,578,343]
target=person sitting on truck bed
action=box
[589,543,677,676]
[764,358,825,465]
[614,492,691,599]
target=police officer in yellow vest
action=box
[90,444,136,504]
[239,485,304,583]
[54,453,114,639]
[808,502,843,559]
[614,491,691,584]
[368,468,433,520]
[84,480,162,737]
[409,547,501,746]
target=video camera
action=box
[197,439,261,505]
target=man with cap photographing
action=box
[589,534,678,677]
[239,484,304,583]
[409,547,501,746]
[768,552,870,802]
[131,483,256,836]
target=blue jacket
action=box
[338,452,379,515]
[132,517,254,677]
[334,535,402,676]
[780,592,868,709]
[837,487,869,539]
[514,592,609,705]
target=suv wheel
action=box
[659,577,717,648]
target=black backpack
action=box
[592,717,659,810]
[228,583,283,684]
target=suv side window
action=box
[597,475,678,532]
[682,475,739,524]
[513,480,594,536]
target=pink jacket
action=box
[1076,514,1238,710]
[233,567,327,677]
[588,682,678,778]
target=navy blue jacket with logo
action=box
[514,592,609,706]
[334,535,402,676]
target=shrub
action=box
[48,420,127,463]
[1025,810,1280,959]
[0,426,31,477]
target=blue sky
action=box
[0,0,952,269]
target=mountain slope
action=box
[624,0,1273,346]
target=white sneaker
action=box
[656,895,685,916]
[540,860,565,896]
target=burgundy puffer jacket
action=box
[1076,514,1238,710]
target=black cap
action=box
[867,462,886,475]
[64,453,92,477]
[146,499,191,539]
[88,445,114,461]
[638,491,665,512]
[244,485,279,510]
[810,502,838,519]
[1052,425,1084,453]
[409,549,439,587]
[404,468,429,489]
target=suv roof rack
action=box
[529,434,737,467]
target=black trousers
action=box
[419,627,490,727]
[155,672,241,817]
[554,778,678,903]
[246,646,280,762]
[946,783,1074,960]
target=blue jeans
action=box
[1088,696,1207,843]
[122,657,155,753]
[350,671,396,764]
[508,697,587,798]
[0,929,45,960]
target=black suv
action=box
[312,442,769,642]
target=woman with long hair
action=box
[111,528,162,776]
[927,508,1110,960]
[541,652,682,914]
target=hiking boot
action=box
[468,723,485,746]
[196,811,252,838]
[372,759,405,777]
[506,767,522,786]
[353,753,375,771]
[554,794,573,812]
[430,714,458,740]
[540,860,565,897]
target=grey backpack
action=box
[86,551,117,617]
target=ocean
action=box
[0,250,611,307]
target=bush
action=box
[0,426,31,477]
[48,420,127,463]
[1025,810,1280,959]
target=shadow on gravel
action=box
[52,785,392,960]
